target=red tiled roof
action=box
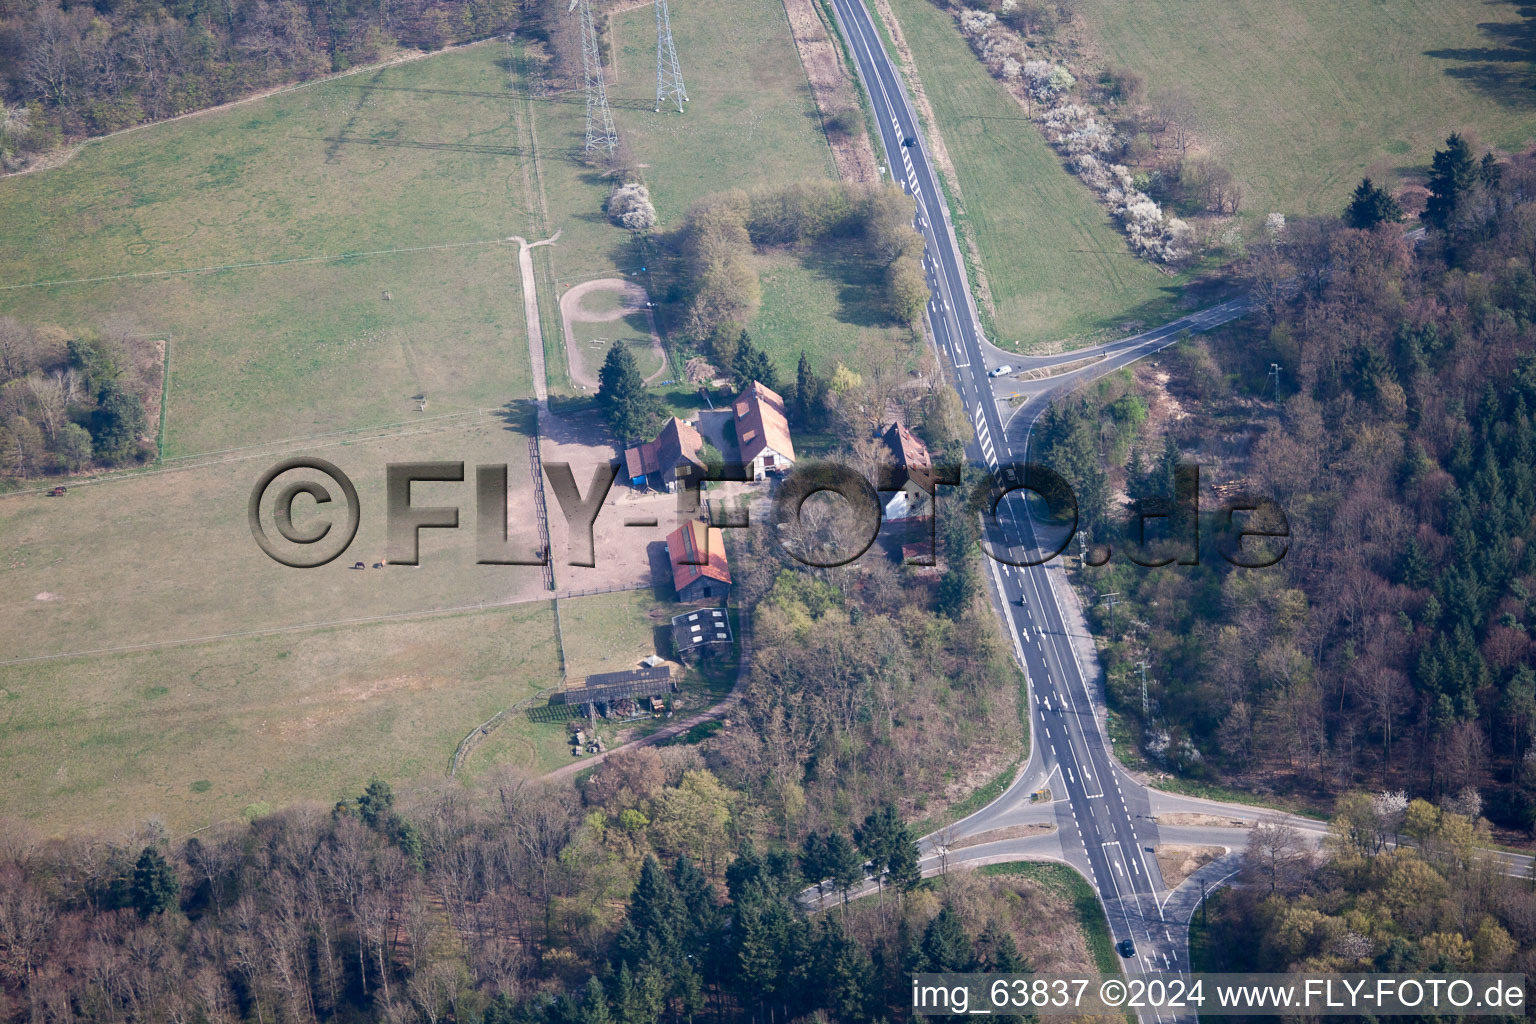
[667,519,731,591]
[733,381,795,466]
[882,420,933,492]
[623,417,705,481]
[901,541,934,562]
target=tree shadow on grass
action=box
[797,245,900,329]
[1425,0,1536,109]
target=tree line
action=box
[671,181,928,343]
[0,318,156,481]
[0,747,1056,1024]
[1205,792,1535,987]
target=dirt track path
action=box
[509,231,561,404]
[559,278,668,389]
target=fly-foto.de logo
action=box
[248,457,1289,570]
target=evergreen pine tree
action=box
[597,342,665,443]
[815,918,873,1022]
[1344,178,1403,230]
[977,920,1028,972]
[920,907,976,972]
[824,831,865,907]
[130,847,180,917]
[1425,133,1478,230]
[731,331,778,392]
[355,778,394,828]
[795,351,818,426]
[799,831,829,896]
[579,976,614,1024]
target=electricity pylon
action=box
[654,0,688,113]
[573,0,617,155]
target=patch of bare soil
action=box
[1155,812,1249,829]
[781,0,878,183]
[559,278,666,390]
[948,822,1056,850]
[867,0,997,322]
[1155,844,1224,888]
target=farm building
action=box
[549,665,675,718]
[881,421,934,521]
[672,607,733,658]
[622,417,706,492]
[732,381,795,479]
[666,519,731,601]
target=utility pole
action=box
[574,0,618,156]
[1098,592,1121,635]
[1268,362,1281,398]
[654,0,688,113]
[1136,659,1150,721]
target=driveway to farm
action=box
[559,278,668,389]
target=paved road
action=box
[820,4,1536,1017]
[823,0,1219,1015]
[814,1,1536,1018]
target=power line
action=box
[574,0,618,156]
[654,0,688,113]
[1136,659,1150,721]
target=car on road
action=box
[1116,940,1136,958]
[989,364,1013,378]
[902,136,916,147]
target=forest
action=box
[1034,137,1536,832]
[1206,793,1536,992]
[0,0,527,168]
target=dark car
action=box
[902,136,917,147]
[1116,940,1136,958]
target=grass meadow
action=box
[0,604,562,833]
[1080,0,1536,218]
[0,0,854,831]
[883,0,1186,351]
[0,415,551,664]
[0,43,539,457]
[750,250,922,377]
[568,313,667,379]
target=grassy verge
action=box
[878,0,1186,350]
[1186,889,1225,972]
[911,754,1022,838]
[1148,776,1329,822]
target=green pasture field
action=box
[0,417,548,665]
[0,43,539,457]
[1081,0,1536,217]
[750,249,921,377]
[883,0,1186,350]
[558,588,672,681]
[0,603,563,834]
[569,313,667,379]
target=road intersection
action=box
[817,0,1529,1018]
